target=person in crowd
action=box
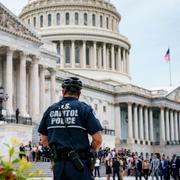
[175,155,180,180]
[31,144,37,162]
[105,156,112,180]
[94,157,101,178]
[19,143,26,159]
[112,155,120,180]
[119,156,124,180]
[16,108,19,124]
[161,154,170,180]
[151,154,160,180]
[142,158,150,180]
[133,156,142,180]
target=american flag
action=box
[164,48,170,62]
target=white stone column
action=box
[170,110,175,141]
[39,65,46,114]
[149,108,154,141]
[53,12,56,26]
[127,103,133,141]
[31,57,39,120]
[60,41,64,68]
[97,47,100,68]
[165,109,170,142]
[50,69,56,104]
[103,43,107,70]
[144,107,149,141]
[160,107,165,143]
[126,50,129,74]
[139,105,144,140]
[99,47,102,69]
[6,48,14,116]
[71,40,75,68]
[111,44,115,71]
[174,111,179,142]
[0,57,3,86]
[117,46,121,72]
[82,41,86,68]
[123,48,126,73]
[134,104,138,140]
[115,105,121,146]
[93,41,97,69]
[19,52,28,116]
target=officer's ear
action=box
[77,91,81,99]
[62,89,66,96]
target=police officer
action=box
[38,77,103,180]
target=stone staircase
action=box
[31,162,52,177]
[31,161,107,178]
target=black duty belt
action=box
[56,151,89,160]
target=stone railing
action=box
[40,27,130,47]
[115,84,168,98]
[102,128,115,136]
[22,0,118,16]
[2,116,32,125]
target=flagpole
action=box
[169,60,172,86]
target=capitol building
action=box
[0,0,180,155]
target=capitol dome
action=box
[20,0,131,85]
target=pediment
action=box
[0,3,41,43]
[166,87,180,103]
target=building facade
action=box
[0,0,180,155]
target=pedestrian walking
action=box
[94,157,101,177]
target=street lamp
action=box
[0,87,8,121]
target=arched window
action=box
[86,47,90,65]
[92,14,96,26]
[48,14,52,26]
[40,15,43,27]
[106,17,109,29]
[33,17,36,27]
[100,15,103,27]
[65,47,70,64]
[66,13,70,25]
[56,13,60,25]
[75,12,79,25]
[84,13,87,26]
[75,47,80,63]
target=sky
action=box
[1,0,180,89]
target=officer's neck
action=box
[63,94,80,99]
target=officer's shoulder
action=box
[46,102,59,112]
[80,101,92,109]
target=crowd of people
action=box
[19,143,180,180]
[18,141,52,162]
[95,147,180,180]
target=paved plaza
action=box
[31,177,135,180]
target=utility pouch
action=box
[88,148,96,172]
[68,150,84,171]
[50,144,58,161]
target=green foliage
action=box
[0,137,43,180]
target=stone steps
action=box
[31,162,52,177]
